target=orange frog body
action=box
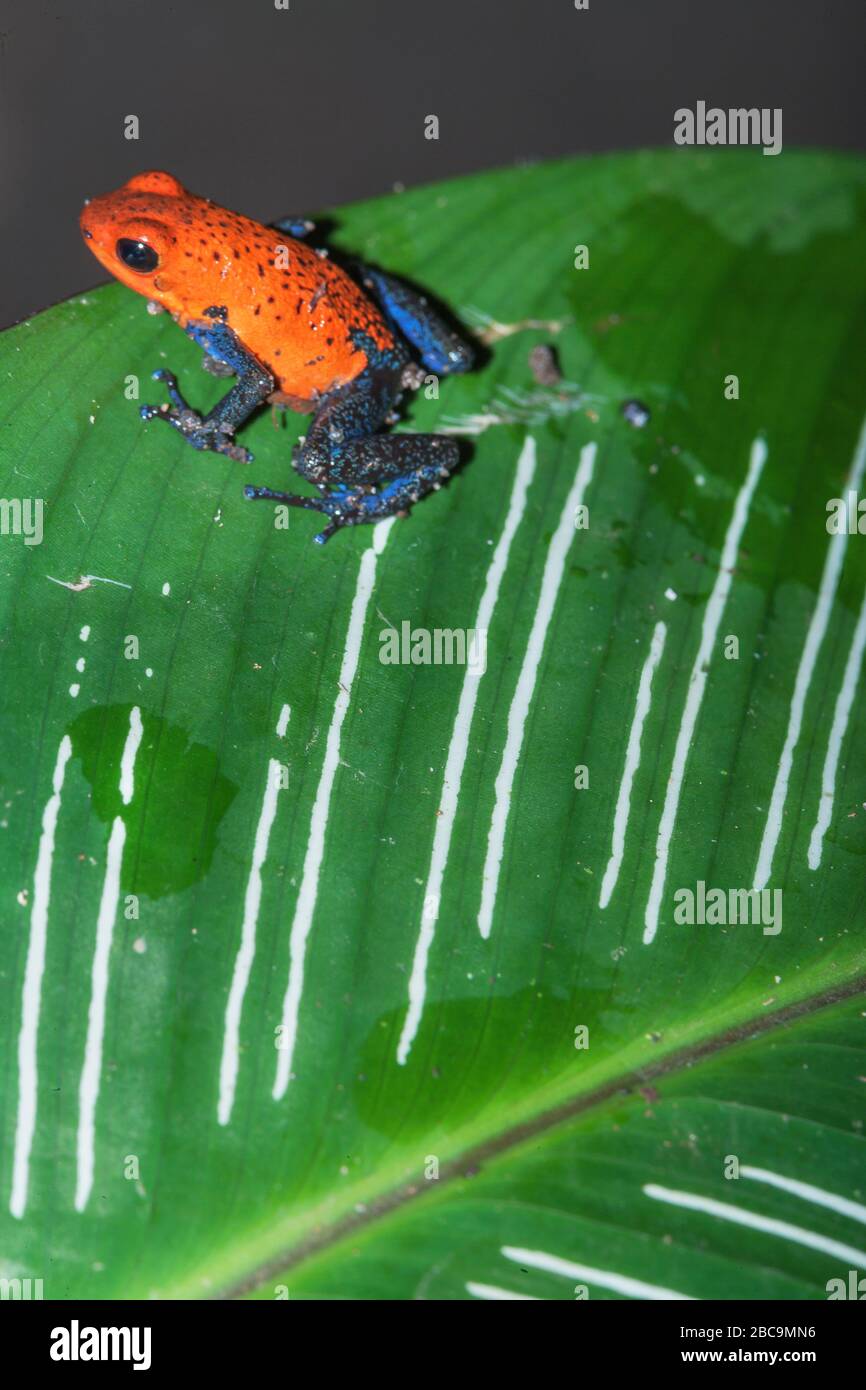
[80,171,474,543]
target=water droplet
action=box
[621,399,651,428]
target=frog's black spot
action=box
[267,295,275,304]
[254,306,261,316]
[326,336,333,346]
[275,314,282,321]
[184,250,192,258]
[274,349,282,357]
[199,238,206,246]
[212,252,220,262]
[232,248,241,259]
[257,264,265,278]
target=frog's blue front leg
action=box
[141,306,273,463]
[244,335,460,545]
[357,265,475,376]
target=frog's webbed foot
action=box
[141,369,254,464]
[139,314,273,464]
[243,483,352,545]
[244,481,416,547]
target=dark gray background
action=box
[1,0,863,329]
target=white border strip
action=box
[600,621,667,909]
[273,521,393,1098]
[741,1165,866,1225]
[754,414,866,890]
[502,1245,694,1300]
[75,708,143,1212]
[644,1183,866,1268]
[219,749,286,1125]
[806,585,866,870]
[644,437,766,943]
[477,442,597,939]
[397,437,537,1065]
[10,736,73,1219]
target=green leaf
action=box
[1,151,865,1301]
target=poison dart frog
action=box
[80,171,474,543]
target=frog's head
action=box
[79,171,190,307]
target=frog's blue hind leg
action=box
[356,265,475,376]
[140,306,273,463]
[244,336,460,545]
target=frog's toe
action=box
[184,421,253,463]
[150,367,189,411]
[226,440,254,463]
[244,483,352,543]
[140,395,253,463]
[244,483,332,509]
[139,401,200,435]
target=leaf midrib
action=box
[184,971,866,1300]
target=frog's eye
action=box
[116,238,159,273]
